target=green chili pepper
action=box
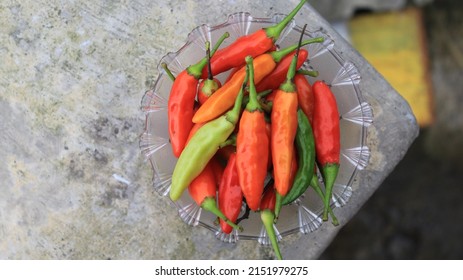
[281,109,339,225]
[169,65,248,202]
[281,109,315,205]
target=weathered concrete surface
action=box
[0,0,418,259]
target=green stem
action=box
[259,100,273,113]
[264,0,307,42]
[161,62,176,82]
[188,32,230,78]
[297,69,319,77]
[219,134,237,148]
[261,210,282,260]
[241,89,273,109]
[206,41,213,80]
[310,175,339,226]
[202,197,243,232]
[279,24,308,93]
[270,37,324,63]
[244,56,261,112]
[321,163,340,222]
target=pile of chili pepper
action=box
[162,0,342,260]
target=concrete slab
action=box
[0,0,418,259]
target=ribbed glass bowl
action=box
[140,12,372,244]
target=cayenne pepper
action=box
[312,80,341,222]
[236,56,270,211]
[167,33,229,157]
[271,25,308,218]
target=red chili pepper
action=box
[209,156,225,186]
[236,56,270,211]
[312,80,340,221]
[200,0,307,78]
[198,42,222,105]
[188,161,242,231]
[218,153,243,234]
[295,73,315,124]
[255,49,308,92]
[168,33,229,157]
[260,187,282,260]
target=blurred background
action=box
[306,0,463,259]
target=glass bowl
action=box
[140,12,372,244]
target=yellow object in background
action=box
[349,7,433,127]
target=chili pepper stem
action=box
[310,175,339,226]
[219,134,237,148]
[188,32,230,78]
[297,69,319,78]
[264,0,306,42]
[270,37,324,63]
[161,62,176,82]
[244,56,262,112]
[321,163,340,221]
[261,209,282,260]
[201,197,243,232]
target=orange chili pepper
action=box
[193,37,324,124]
[312,80,340,221]
[188,161,242,231]
[271,85,298,216]
[272,25,307,217]
[236,56,269,211]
